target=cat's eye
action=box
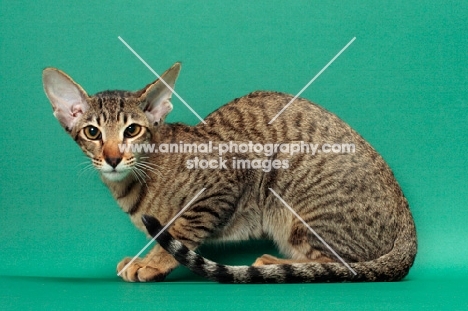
[124,124,142,138]
[83,126,101,140]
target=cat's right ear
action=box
[42,68,89,132]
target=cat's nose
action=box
[105,157,122,168]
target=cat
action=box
[42,62,417,283]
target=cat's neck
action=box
[102,174,144,214]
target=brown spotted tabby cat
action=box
[43,63,417,283]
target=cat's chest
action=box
[120,183,177,231]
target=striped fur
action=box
[142,215,414,283]
[43,63,417,283]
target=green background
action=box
[1,1,467,310]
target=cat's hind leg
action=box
[254,218,334,267]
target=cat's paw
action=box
[117,257,168,282]
[252,254,281,266]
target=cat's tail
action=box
[142,215,417,283]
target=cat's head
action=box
[42,63,181,182]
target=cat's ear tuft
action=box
[138,63,181,125]
[42,68,89,131]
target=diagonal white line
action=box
[268,188,357,275]
[118,36,207,124]
[117,188,206,276]
[268,37,356,124]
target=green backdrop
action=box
[1,1,467,310]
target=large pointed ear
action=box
[138,62,181,125]
[42,68,89,131]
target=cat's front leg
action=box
[117,244,178,282]
[117,196,235,282]
[115,215,215,282]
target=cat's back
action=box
[195,91,414,263]
[201,91,359,143]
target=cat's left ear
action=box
[138,62,181,125]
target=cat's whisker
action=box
[78,161,93,169]
[132,168,149,189]
[76,156,94,168]
[138,159,159,167]
[138,160,164,172]
[78,168,90,177]
[131,167,144,183]
[78,163,97,178]
[131,167,149,189]
[130,170,142,185]
[136,167,151,179]
[77,168,94,178]
[136,162,163,177]
[137,167,162,179]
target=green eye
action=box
[84,126,101,140]
[124,124,142,138]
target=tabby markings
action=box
[268,188,357,275]
[117,188,207,276]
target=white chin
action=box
[101,171,129,182]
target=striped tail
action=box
[142,215,417,283]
